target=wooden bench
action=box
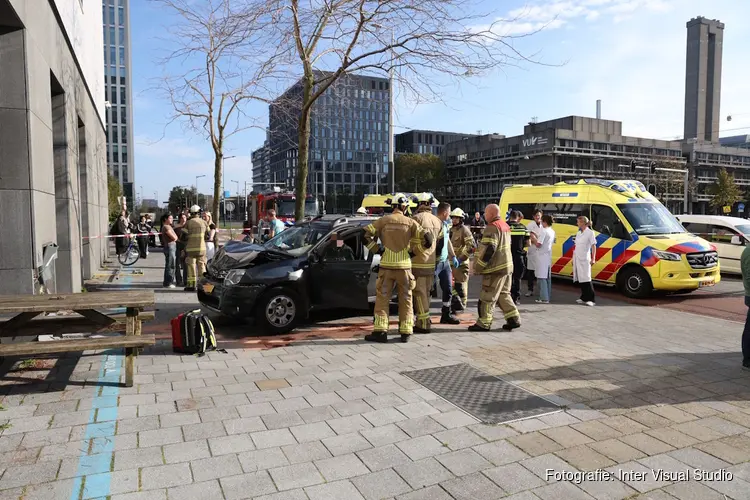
[0,291,156,387]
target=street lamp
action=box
[195,174,206,208]
[222,155,236,226]
[231,180,240,223]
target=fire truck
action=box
[249,190,320,226]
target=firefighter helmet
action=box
[189,205,201,214]
[450,208,466,219]
[386,193,409,207]
[412,192,435,206]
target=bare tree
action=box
[153,0,280,219]
[256,0,544,220]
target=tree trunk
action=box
[295,75,314,222]
[212,152,222,224]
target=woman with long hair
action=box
[203,211,217,260]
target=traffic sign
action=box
[224,190,231,199]
[739,203,745,213]
[225,201,236,212]
[723,205,732,214]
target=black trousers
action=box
[511,253,525,301]
[175,243,187,286]
[579,281,595,302]
[524,255,535,292]
[743,297,750,365]
[137,235,148,258]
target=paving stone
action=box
[605,461,671,493]
[296,405,340,424]
[358,423,407,448]
[323,432,372,456]
[509,418,552,433]
[314,453,370,481]
[696,439,750,464]
[540,426,594,448]
[20,427,72,448]
[638,453,695,475]
[578,476,637,500]
[262,411,305,430]
[119,394,156,407]
[599,415,649,435]
[431,410,479,429]
[305,392,345,408]
[483,462,545,494]
[162,439,210,463]
[508,431,565,457]
[663,481,725,500]
[473,439,530,466]
[617,432,675,456]
[254,489,309,500]
[305,480,366,500]
[649,404,698,424]
[22,478,77,500]
[223,416,267,435]
[589,438,647,463]
[397,416,446,437]
[571,420,623,441]
[282,441,332,464]
[554,444,616,471]
[139,426,184,447]
[272,397,312,413]
[279,385,316,399]
[671,421,726,442]
[208,433,256,455]
[269,462,324,491]
[364,393,407,410]
[396,485,454,500]
[287,421,335,443]
[114,447,165,471]
[538,412,581,428]
[190,453,244,482]
[396,456,454,489]
[2,415,51,435]
[436,448,492,476]
[519,453,578,482]
[440,472,507,500]
[237,402,277,418]
[256,379,290,391]
[396,401,439,419]
[0,461,60,489]
[140,462,192,490]
[351,468,412,500]
[396,434,449,461]
[468,423,518,441]
[700,474,750,499]
[362,407,408,427]
[667,447,729,471]
[357,443,412,471]
[696,416,749,436]
[160,410,201,428]
[238,447,290,472]
[167,480,223,500]
[337,387,377,402]
[220,470,278,499]
[644,427,700,449]
[532,481,594,500]
[252,428,297,449]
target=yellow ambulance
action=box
[360,193,438,216]
[499,179,719,298]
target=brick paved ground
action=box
[1,258,749,499]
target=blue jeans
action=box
[537,269,551,302]
[744,296,750,364]
[163,242,176,286]
[435,260,453,305]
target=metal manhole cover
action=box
[403,363,560,424]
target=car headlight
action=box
[224,269,246,287]
[653,250,681,262]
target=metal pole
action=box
[322,153,327,215]
[684,169,689,214]
[244,181,249,221]
[375,157,379,194]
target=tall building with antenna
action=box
[683,17,724,143]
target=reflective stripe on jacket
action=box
[474,217,513,275]
[450,224,474,262]
[411,208,443,275]
[184,216,208,256]
[364,211,425,270]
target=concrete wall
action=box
[0,0,107,294]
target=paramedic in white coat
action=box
[525,209,543,297]
[531,215,555,303]
[573,215,597,306]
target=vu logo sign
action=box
[522,136,549,148]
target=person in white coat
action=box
[525,209,543,297]
[532,215,555,303]
[573,215,597,306]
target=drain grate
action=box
[403,363,560,424]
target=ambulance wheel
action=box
[257,288,301,334]
[617,266,652,299]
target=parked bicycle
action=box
[118,236,140,266]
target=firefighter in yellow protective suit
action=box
[363,194,431,343]
[410,193,445,334]
[469,204,521,332]
[183,205,209,292]
[449,208,474,312]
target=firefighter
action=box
[410,193,445,334]
[507,210,530,305]
[183,205,209,292]
[363,193,430,343]
[469,204,521,332]
[449,208,474,312]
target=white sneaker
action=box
[535,299,549,304]
[576,299,584,304]
[585,301,595,306]
[168,284,176,289]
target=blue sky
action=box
[131,0,750,204]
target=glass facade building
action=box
[102,0,134,205]
[263,73,390,208]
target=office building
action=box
[395,129,477,156]
[102,0,135,207]
[719,135,750,150]
[266,72,391,209]
[251,140,271,188]
[0,0,109,293]
[684,17,724,143]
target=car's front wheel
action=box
[256,288,301,334]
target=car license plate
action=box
[699,279,715,288]
[203,284,215,294]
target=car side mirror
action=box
[731,235,743,246]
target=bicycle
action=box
[117,235,140,266]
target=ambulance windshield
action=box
[617,203,686,236]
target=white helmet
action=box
[189,205,201,214]
[450,208,466,219]
[356,207,367,215]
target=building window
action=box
[119,47,125,66]
[120,87,126,105]
[110,106,118,123]
[120,107,127,123]
[122,146,128,164]
[118,7,124,25]
[109,46,116,63]
[121,126,127,143]
[119,27,125,44]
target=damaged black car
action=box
[197,215,381,334]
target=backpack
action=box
[170,309,224,356]
[109,219,121,236]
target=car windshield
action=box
[277,200,319,217]
[617,203,686,235]
[734,224,750,236]
[262,224,327,256]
